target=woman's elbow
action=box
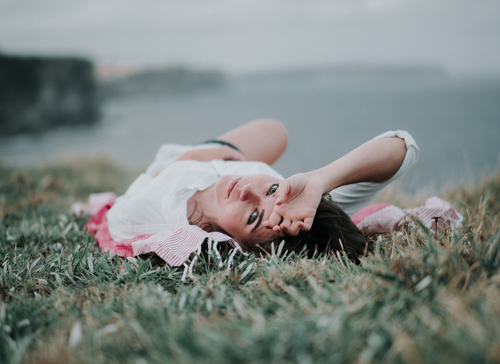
[393,136,407,159]
[385,136,407,180]
[266,119,288,154]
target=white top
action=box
[107,143,283,241]
[107,131,419,241]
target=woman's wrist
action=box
[305,170,335,196]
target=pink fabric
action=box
[351,203,391,225]
[403,196,463,231]
[131,225,235,266]
[84,203,142,258]
[356,205,407,234]
[84,201,237,267]
[355,197,463,234]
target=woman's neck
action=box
[187,185,218,230]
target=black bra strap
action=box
[202,139,242,153]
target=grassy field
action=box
[1,158,499,364]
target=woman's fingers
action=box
[267,217,311,237]
[280,218,292,230]
[274,180,291,205]
[279,225,300,237]
[300,217,314,231]
[271,227,286,238]
[271,218,300,237]
[263,210,283,229]
[289,221,302,236]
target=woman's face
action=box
[214,174,282,247]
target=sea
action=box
[1,75,499,195]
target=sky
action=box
[0,0,499,75]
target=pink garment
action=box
[351,203,391,225]
[81,194,237,267]
[85,203,136,258]
[355,196,463,234]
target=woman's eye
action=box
[248,211,258,225]
[268,184,279,195]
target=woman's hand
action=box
[263,173,324,237]
[177,146,247,162]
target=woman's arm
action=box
[309,136,407,193]
[175,145,246,163]
[264,136,407,235]
[172,119,288,165]
[153,119,287,177]
[152,145,246,177]
[216,119,288,165]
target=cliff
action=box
[0,54,99,136]
[100,66,227,99]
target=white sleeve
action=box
[329,130,419,217]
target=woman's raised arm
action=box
[216,119,288,165]
[264,135,408,236]
[309,136,407,193]
[169,119,287,169]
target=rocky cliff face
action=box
[0,54,99,136]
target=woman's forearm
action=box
[217,119,288,165]
[307,136,407,194]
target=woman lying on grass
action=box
[102,119,419,264]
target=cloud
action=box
[0,0,499,74]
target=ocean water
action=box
[1,76,499,194]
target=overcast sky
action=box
[1,0,499,75]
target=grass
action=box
[1,158,499,364]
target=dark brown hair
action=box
[192,194,368,264]
[242,195,369,264]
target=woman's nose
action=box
[240,184,259,202]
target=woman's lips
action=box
[228,178,242,198]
